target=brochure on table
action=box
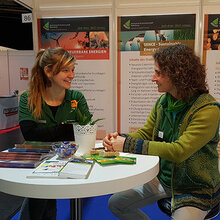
[27,157,94,179]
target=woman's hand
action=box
[103,132,125,152]
[103,132,118,150]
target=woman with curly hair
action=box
[103,44,220,219]
[19,47,92,220]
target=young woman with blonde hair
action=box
[19,47,91,219]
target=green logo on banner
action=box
[211,18,219,27]
[123,20,131,29]
[43,22,50,31]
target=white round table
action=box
[0,154,159,198]
[0,142,159,219]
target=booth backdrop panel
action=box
[0,51,10,95]
[8,51,34,95]
[37,16,114,136]
[118,14,196,133]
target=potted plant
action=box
[71,100,104,155]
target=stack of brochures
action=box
[11,141,57,153]
[0,151,52,168]
[0,142,56,168]
[26,157,94,179]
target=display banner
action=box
[38,16,109,60]
[118,14,196,133]
[38,17,112,137]
[203,14,220,103]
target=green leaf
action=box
[71,102,103,125]
[90,118,105,125]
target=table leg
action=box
[70,198,82,220]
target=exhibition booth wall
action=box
[0,0,219,134]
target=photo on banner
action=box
[37,16,113,138]
[118,14,196,133]
[203,14,220,103]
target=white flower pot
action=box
[73,124,97,156]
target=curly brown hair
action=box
[28,47,76,118]
[153,44,209,102]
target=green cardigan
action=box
[123,93,220,211]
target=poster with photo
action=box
[20,68,29,80]
[38,16,109,60]
[38,17,112,137]
[203,14,220,103]
[118,14,196,133]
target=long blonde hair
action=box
[28,47,76,119]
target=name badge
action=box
[158,131,164,139]
[37,120,46,124]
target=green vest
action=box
[154,93,220,210]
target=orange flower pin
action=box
[71,100,78,109]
